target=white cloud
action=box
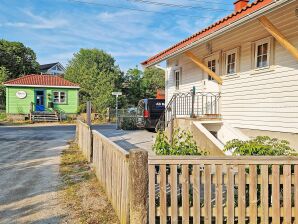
[1,9,68,29]
[1,1,231,71]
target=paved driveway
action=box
[93,124,156,155]
[0,125,75,224]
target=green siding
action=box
[6,86,79,114]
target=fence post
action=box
[191,86,195,118]
[86,101,92,126]
[75,120,79,143]
[88,126,93,162]
[169,95,176,144]
[129,149,148,224]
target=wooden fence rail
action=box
[92,130,130,224]
[76,120,92,162]
[148,156,298,224]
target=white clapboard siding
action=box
[165,1,298,134]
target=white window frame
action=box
[224,47,239,75]
[174,68,181,90]
[53,91,67,104]
[254,37,272,70]
[205,53,220,81]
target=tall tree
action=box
[0,39,39,79]
[122,67,143,106]
[121,66,165,106]
[141,67,165,98]
[0,66,9,107]
[65,49,123,113]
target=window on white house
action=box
[174,69,180,90]
[53,91,66,103]
[225,48,238,75]
[255,38,271,69]
[227,53,236,74]
[207,59,216,80]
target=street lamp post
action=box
[112,92,122,129]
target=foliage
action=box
[0,112,6,122]
[224,136,294,156]
[119,117,137,130]
[153,129,206,155]
[152,131,171,155]
[122,68,142,106]
[0,39,39,79]
[65,49,123,113]
[0,66,9,107]
[122,66,165,106]
[141,66,165,99]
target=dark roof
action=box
[141,0,273,67]
[40,62,60,71]
[4,74,79,88]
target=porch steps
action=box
[31,112,59,122]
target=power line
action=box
[128,0,232,11]
[182,0,234,6]
[66,0,230,18]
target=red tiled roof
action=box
[4,74,80,88]
[141,0,273,67]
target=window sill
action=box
[252,66,275,75]
[222,73,240,80]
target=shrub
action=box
[153,129,206,155]
[224,136,294,156]
[119,117,137,130]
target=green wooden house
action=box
[4,74,80,121]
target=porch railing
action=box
[156,90,221,131]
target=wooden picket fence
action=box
[148,156,298,224]
[76,120,298,224]
[92,130,130,224]
[76,120,92,162]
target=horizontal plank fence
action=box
[76,120,92,162]
[92,130,130,224]
[148,156,298,224]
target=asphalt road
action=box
[0,125,75,224]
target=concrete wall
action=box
[172,118,225,156]
[203,122,248,145]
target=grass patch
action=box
[60,141,119,224]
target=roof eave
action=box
[4,84,80,89]
[142,0,293,68]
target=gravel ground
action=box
[0,125,75,224]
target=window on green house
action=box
[53,91,66,104]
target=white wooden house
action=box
[40,62,65,75]
[142,0,298,151]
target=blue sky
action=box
[0,0,234,71]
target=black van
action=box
[136,98,165,130]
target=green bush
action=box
[224,136,294,156]
[119,117,137,130]
[153,129,206,155]
[0,112,6,122]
